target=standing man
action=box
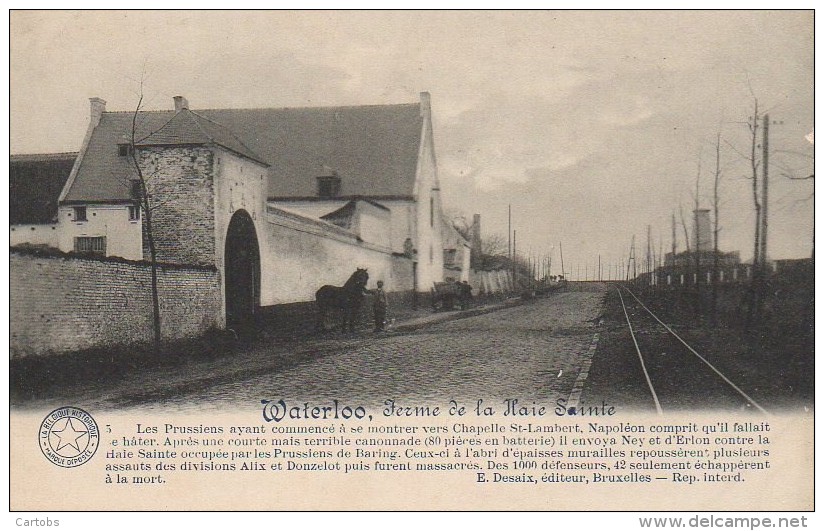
[372,280,388,332]
[459,280,473,310]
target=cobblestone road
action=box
[155,285,608,412]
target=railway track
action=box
[616,285,769,415]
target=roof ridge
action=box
[135,109,268,166]
[102,102,419,114]
[132,110,182,144]
[104,109,175,115]
[187,109,262,159]
[195,102,420,113]
[185,109,217,144]
[11,151,79,158]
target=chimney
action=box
[419,91,431,118]
[89,97,106,127]
[173,96,189,112]
[693,209,712,253]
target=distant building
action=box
[655,208,743,284]
[441,215,471,281]
[665,249,742,270]
[693,208,712,253]
[9,152,77,249]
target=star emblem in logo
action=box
[39,407,99,467]
[50,417,89,453]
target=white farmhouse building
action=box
[12,93,467,329]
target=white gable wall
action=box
[56,203,143,260]
[412,101,445,292]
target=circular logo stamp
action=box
[39,406,99,468]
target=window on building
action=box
[430,196,434,227]
[118,144,132,157]
[74,236,106,255]
[131,180,143,200]
[73,206,87,222]
[444,249,457,267]
[317,174,341,198]
[128,205,141,221]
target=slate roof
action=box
[63,102,424,203]
[135,109,267,165]
[62,112,170,203]
[10,152,77,223]
[319,200,358,230]
[319,199,393,229]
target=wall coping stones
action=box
[10,246,218,272]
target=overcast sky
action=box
[9,10,814,273]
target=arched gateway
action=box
[224,210,261,334]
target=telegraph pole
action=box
[629,236,637,281]
[513,230,517,288]
[508,204,512,266]
[559,242,565,280]
[671,213,677,261]
[646,225,652,285]
[760,114,770,272]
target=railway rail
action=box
[616,285,769,415]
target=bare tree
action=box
[678,201,691,254]
[481,233,507,257]
[745,100,763,326]
[127,88,163,355]
[777,151,814,258]
[711,132,722,325]
[693,157,702,314]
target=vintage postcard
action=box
[7,9,815,521]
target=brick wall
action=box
[139,146,216,267]
[10,250,221,358]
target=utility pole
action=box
[527,253,531,282]
[658,235,663,289]
[598,254,601,282]
[760,114,770,273]
[647,225,652,286]
[671,212,677,263]
[745,101,761,327]
[559,242,565,280]
[626,235,636,281]
[712,131,722,325]
[513,229,517,288]
[508,204,512,267]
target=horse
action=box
[315,268,369,333]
